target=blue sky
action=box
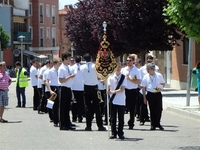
[59,0,79,9]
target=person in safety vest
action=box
[15,61,29,108]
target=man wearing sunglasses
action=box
[121,55,141,129]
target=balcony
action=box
[13,32,32,42]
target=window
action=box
[40,28,44,47]
[29,26,33,40]
[52,28,56,46]
[52,6,55,24]
[46,4,50,17]
[46,27,50,39]
[29,3,32,16]
[40,3,44,23]
[183,37,189,64]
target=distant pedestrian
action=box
[141,63,165,130]
[0,61,12,123]
[195,61,200,106]
[15,61,29,108]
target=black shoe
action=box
[22,105,25,108]
[150,125,155,130]
[50,120,53,123]
[129,126,134,129]
[109,135,117,139]
[16,105,21,108]
[69,126,76,130]
[158,125,164,130]
[54,124,59,127]
[98,126,107,131]
[38,111,44,114]
[60,126,69,131]
[140,122,144,126]
[85,127,92,131]
[78,120,82,123]
[118,135,125,140]
[136,117,140,121]
[72,119,77,122]
[70,122,76,127]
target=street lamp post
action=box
[18,35,25,67]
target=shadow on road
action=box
[115,137,143,142]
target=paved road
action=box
[0,82,200,150]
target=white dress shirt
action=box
[58,63,73,88]
[107,73,127,106]
[140,72,165,93]
[121,66,141,89]
[43,69,50,92]
[47,67,59,86]
[39,65,47,84]
[71,63,84,91]
[30,65,38,86]
[80,62,98,86]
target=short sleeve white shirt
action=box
[121,66,141,89]
[58,63,73,87]
[39,65,47,84]
[140,72,165,93]
[30,65,38,86]
[43,69,50,92]
[37,69,43,88]
[80,62,98,86]
[107,73,127,106]
[71,63,84,91]
[47,67,59,86]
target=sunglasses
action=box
[126,60,132,62]
[71,60,75,62]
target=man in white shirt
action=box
[71,55,84,123]
[30,58,39,110]
[80,53,106,131]
[58,52,76,130]
[38,60,50,113]
[139,55,159,125]
[121,55,141,129]
[45,58,62,127]
[141,63,165,130]
[107,62,127,139]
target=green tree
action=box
[0,24,10,51]
[164,0,200,41]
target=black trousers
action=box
[60,86,72,128]
[45,91,53,121]
[72,90,84,121]
[32,86,40,110]
[139,93,149,123]
[84,85,103,128]
[125,89,137,127]
[111,104,125,136]
[38,84,47,112]
[146,92,163,127]
[50,86,59,125]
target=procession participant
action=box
[71,55,84,123]
[107,62,127,139]
[30,58,39,110]
[139,55,159,125]
[121,55,141,129]
[141,63,165,130]
[43,60,53,122]
[0,61,12,123]
[45,58,61,127]
[80,53,106,131]
[37,62,44,114]
[58,52,76,130]
[15,61,29,108]
[38,60,50,113]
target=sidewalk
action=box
[162,88,200,119]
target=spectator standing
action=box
[0,61,12,122]
[15,61,29,107]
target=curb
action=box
[166,106,200,120]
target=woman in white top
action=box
[141,63,165,131]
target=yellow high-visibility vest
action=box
[16,68,28,88]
